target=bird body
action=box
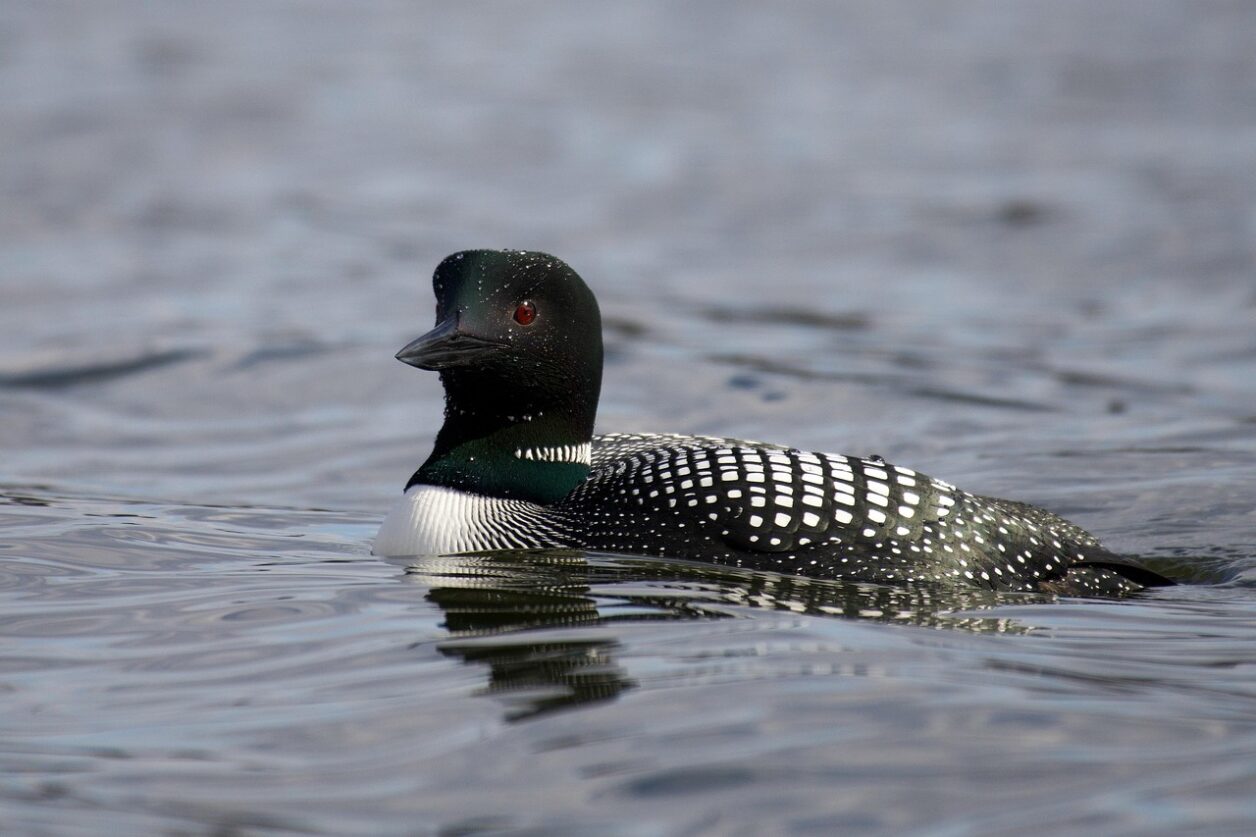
[377,250,1170,596]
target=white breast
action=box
[373,484,565,556]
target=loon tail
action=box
[1074,557,1176,588]
[1039,555,1176,597]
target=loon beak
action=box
[395,317,503,370]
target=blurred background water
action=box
[2,1,1256,834]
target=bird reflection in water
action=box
[396,551,1033,720]
[413,552,631,720]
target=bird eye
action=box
[513,301,537,325]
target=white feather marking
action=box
[374,485,563,556]
[513,443,593,465]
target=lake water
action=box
[3,2,1255,834]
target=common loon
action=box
[376,249,1171,596]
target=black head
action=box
[398,250,602,388]
[398,250,604,502]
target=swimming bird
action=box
[376,249,1171,596]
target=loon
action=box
[375,249,1172,597]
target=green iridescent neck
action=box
[408,414,592,504]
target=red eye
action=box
[513,301,537,325]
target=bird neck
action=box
[408,374,597,504]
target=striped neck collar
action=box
[408,417,593,505]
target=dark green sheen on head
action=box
[432,250,601,369]
[405,250,604,503]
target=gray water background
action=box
[3,1,1256,833]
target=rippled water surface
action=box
[3,2,1256,834]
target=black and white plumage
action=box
[375,250,1172,597]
